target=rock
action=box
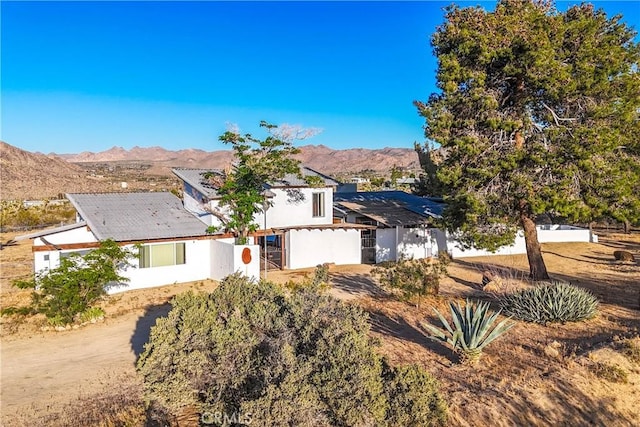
[481,270,497,286]
[483,280,502,293]
[544,341,562,359]
[613,250,635,262]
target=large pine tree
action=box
[415,0,640,280]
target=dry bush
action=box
[621,337,640,364]
[476,264,531,296]
[589,362,629,384]
[11,378,146,427]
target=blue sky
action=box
[1,1,639,154]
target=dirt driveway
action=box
[1,304,170,423]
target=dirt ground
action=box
[1,231,639,426]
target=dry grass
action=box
[8,373,148,427]
[2,231,639,426]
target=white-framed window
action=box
[139,242,186,268]
[312,192,325,217]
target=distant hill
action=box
[58,144,420,175]
[0,141,116,200]
[1,142,421,200]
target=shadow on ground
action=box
[367,308,458,365]
[330,273,387,299]
[130,303,172,359]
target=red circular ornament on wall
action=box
[242,247,252,264]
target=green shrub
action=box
[372,253,450,306]
[423,299,514,364]
[137,273,447,426]
[382,361,448,426]
[77,307,105,324]
[500,282,598,324]
[12,239,133,325]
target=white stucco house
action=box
[17,167,598,293]
[17,167,370,292]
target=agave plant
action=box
[500,281,598,324]
[423,299,514,364]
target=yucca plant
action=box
[423,299,514,364]
[500,282,598,324]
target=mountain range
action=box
[58,144,420,174]
[1,142,421,200]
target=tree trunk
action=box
[519,204,550,281]
[623,219,631,234]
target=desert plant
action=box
[423,299,515,364]
[621,338,640,364]
[77,307,105,324]
[500,282,598,324]
[11,239,134,325]
[282,263,331,293]
[590,362,628,383]
[382,361,448,426]
[372,253,450,306]
[137,273,448,425]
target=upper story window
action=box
[312,192,325,217]
[139,242,186,268]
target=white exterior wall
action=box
[115,239,212,292]
[33,227,98,272]
[183,192,216,226]
[376,228,397,263]
[34,226,97,246]
[374,226,434,263]
[397,227,434,260]
[189,187,334,230]
[210,239,260,281]
[255,187,334,229]
[537,224,596,243]
[433,225,594,259]
[232,244,260,281]
[286,229,360,269]
[433,229,527,258]
[35,234,261,292]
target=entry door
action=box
[361,229,377,264]
[356,217,377,264]
[259,234,283,270]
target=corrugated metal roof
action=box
[66,192,209,241]
[172,166,340,200]
[334,191,444,223]
[336,200,431,227]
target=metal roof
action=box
[172,166,340,200]
[66,192,210,241]
[336,200,431,227]
[172,168,223,199]
[334,191,444,225]
[268,166,341,188]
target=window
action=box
[139,242,186,268]
[312,192,325,217]
[60,250,91,260]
